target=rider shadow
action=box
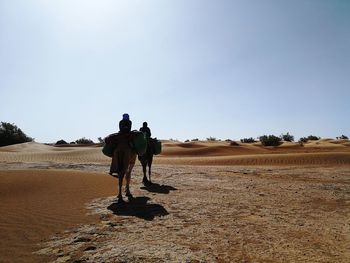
[107,196,169,221]
[140,182,177,194]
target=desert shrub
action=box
[70,141,76,144]
[191,138,199,141]
[299,137,308,143]
[230,141,239,146]
[336,135,348,140]
[240,137,256,143]
[206,136,217,141]
[281,132,294,142]
[0,122,34,147]
[97,137,104,143]
[307,135,320,141]
[185,139,190,142]
[298,135,320,143]
[75,137,94,144]
[55,139,68,145]
[259,135,282,146]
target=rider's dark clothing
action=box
[140,126,151,138]
[119,119,132,133]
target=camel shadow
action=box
[140,182,177,194]
[107,196,169,221]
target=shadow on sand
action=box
[140,182,177,194]
[107,196,169,221]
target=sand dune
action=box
[1,140,350,262]
[161,141,269,156]
[0,142,110,164]
[0,169,117,263]
[159,140,350,165]
[156,152,350,166]
[0,141,350,166]
[0,142,54,152]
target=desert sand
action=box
[0,140,350,262]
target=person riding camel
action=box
[119,113,132,133]
[109,113,132,175]
[140,121,151,138]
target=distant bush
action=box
[97,137,104,143]
[307,135,320,141]
[206,136,217,141]
[75,137,94,144]
[299,137,308,143]
[240,137,256,143]
[230,141,239,146]
[191,138,199,142]
[55,139,68,145]
[281,132,294,142]
[185,139,190,142]
[70,141,76,144]
[298,135,320,143]
[336,135,348,140]
[298,137,307,143]
[0,122,34,147]
[259,135,282,146]
[225,139,232,142]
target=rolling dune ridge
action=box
[0,140,350,165]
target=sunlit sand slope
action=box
[0,170,116,263]
[0,142,109,164]
[158,140,350,165]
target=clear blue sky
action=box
[1,0,349,143]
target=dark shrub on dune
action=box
[55,139,68,145]
[281,132,294,142]
[336,135,348,140]
[307,135,320,141]
[230,141,240,146]
[298,135,321,144]
[75,137,94,144]
[299,137,308,143]
[240,137,256,143]
[259,135,282,146]
[299,135,321,143]
[0,122,34,147]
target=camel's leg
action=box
[118,174,124,203]
[117,148,124,203]
[148,155,153,183]
[142,161,148,184]
[148,164,151,184]
[125,167,132,197]
[125,154,136,197]
[110,148,118,175]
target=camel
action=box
[110,134,137,203]
[138,139,154,185]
